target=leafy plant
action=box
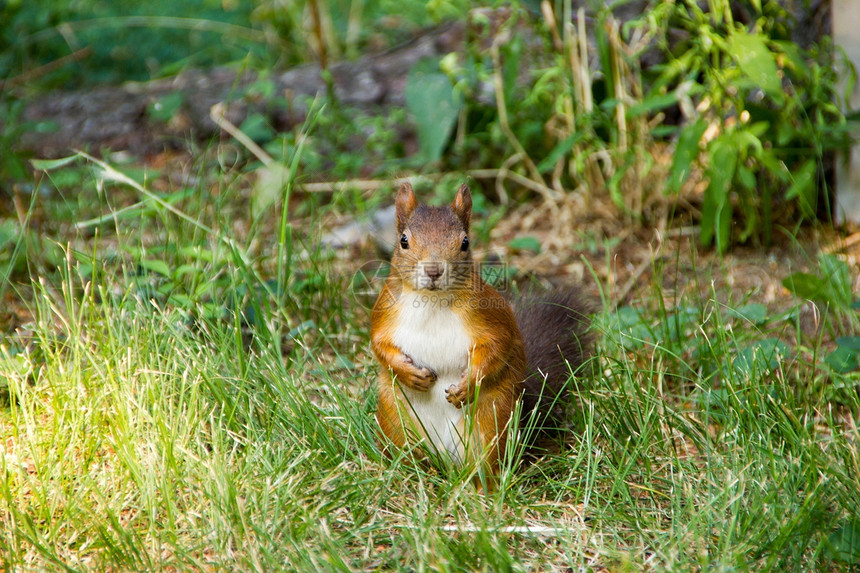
[428,1,853,249]
[783,253,857,312]
[649,0,852,250]
[825,336,860,374]
[405,58,463,164]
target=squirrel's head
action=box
[392,182,474,292]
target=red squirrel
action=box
[371,182,593,487]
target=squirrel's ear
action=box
[452,184,472,230]
[395,181,417,233]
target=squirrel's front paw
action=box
[395,355,437,391]
[404,366,437,391]
[445,383,468,408]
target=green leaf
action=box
[30,155,79,171]
[701,137,737,251]
[405,59,462,163]
[827,520,860,563]
[650,125,677,138]
[595,11,614,100]
[746,121,770,139]
[825,347,859,373]
[194,281,216,298]
[508,236,541,254]
[784,159,817,217]
[736,165,756,190]
[178,246,215,262]
[239,113,275,144]
[627,91,679,117]
[782,272,827,300]
[827,337,860,372]
[0,219,19,246]
[612,308,642,349]
[168,293,194,308]
[732,129,763,156]
[147,92,184,123]
[667,119,707,194]
[244,78,276,100]
[607,163,626,210]
[836,337,860,351]
[728,30,784,103]
[733,338,789,378]
[501,36,522,102]
[179,245,215,263]
[288,320,316,338]
[537,132,586,173]
[773,40,809,79]
[139,259,171,277]
[174,264,201,278]
[727,303,768,325]
[819,254,853,307]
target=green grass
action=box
[1,151,858,571]
[2,0,858,568]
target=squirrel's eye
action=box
[400,233,409,249]
[460,236,469,252]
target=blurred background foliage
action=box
[0,0,435,86]
[0,0,856,252]
[0,0,262,86]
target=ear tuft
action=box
[395,181,417,233]
[452,184,472,231]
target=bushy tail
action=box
[513,289,595,442]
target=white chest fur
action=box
[392,292,472,461]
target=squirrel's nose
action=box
[423,262,444,280]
